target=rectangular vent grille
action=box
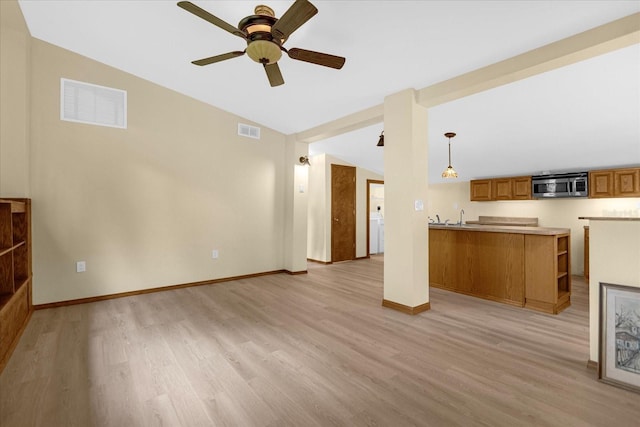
[238,123,260,139]
[61,78,127,129]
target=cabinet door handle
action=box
[333,218,339,222]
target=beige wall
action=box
[0,0,30,197]
[306,154,383,262]
[28,39,289,304]
[588,220,640,362]
[428,181,640,275]
[282,136,309,273]
[307,153,328,261]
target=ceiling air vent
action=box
[61,78,127,129]
[238,123,260,140]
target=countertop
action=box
[428,224,570,235]
[578,217,640,221]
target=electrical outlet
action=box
[76,261,86,273]
[212,250,219,259]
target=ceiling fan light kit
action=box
[177,0,346,87]
[442,132,458,178]
[246,40,282,64]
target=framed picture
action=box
[599,282,640,393]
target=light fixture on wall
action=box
[299,155,310,166]
[377,131,384,147]
[441,132,458,178]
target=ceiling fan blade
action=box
[271,0,318,40]
[287,48,345,69]
[177,1,246,39]
[191,51,245,66]
[264,63,285,87]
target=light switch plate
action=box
[76,261,86,273]
[414,199,424,211]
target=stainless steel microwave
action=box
[532,172,588,198]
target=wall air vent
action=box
[238,123,261,140]
[61,78,127,129]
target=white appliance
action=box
[369,213,385,254]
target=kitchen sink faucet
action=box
[458,209,465,225]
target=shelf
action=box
[0,241,26,257]
[557,272,568,279]
[14,277,29,292]
[557,250,568,256]
[0,293,11,309]
[0,198,31,373]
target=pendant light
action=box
[377,131,384,147]
[441,132,458,178]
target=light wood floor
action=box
[1,257,638,426]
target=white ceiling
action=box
[17,1,640,181]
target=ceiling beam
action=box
[295,12,640,143]
[294,104,383,143]
[417,12,640,108]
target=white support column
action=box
[283,135,309,273]
[382,89,430,314]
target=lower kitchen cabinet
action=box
[429,225,570,314]
[584,226,589,283]
[524,233,571,314]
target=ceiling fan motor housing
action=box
[239,14,283,64]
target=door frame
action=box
[366,179,385,258]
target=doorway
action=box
[331,164,356,262]
[367,179,385,257]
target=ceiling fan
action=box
[177,0,346,87]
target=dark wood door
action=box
[331,164,356,262]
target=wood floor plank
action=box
[1,256,639,426]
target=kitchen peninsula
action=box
[429,224,571,314]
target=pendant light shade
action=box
[441,132,458,178]
[377,131,384,147]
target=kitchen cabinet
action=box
[0,198,32,373]
[524,233,571,314]
[429,224,571,314]
[589,167,640,198]
[584,226,589,283]
[512,176,532,199]
[493,178,513,200]
[470,176,532,201]
[470,179,492,201]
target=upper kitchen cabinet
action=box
[470,176,532,201]
[589,167,640,198]
[470,179,492,201]
[512,176,532,200]
[492,178,513,200]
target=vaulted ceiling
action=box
[17,1,640,180]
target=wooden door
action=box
[331,164,356,262]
